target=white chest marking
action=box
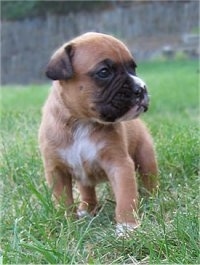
[58,125,104,184]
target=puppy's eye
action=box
[97,68,111,79]
[128,61,137,75]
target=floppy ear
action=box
[45,44,74,80]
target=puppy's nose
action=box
[133,84,147,97]
[129,75,147,96]
[133,84,143,96]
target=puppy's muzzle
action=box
[125,75,149,112]
[95,73,149,123]
[133,85,149,112]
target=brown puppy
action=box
[39,32,158,236]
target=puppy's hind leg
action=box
[135,137,158,194]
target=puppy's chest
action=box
[58,125,105,185]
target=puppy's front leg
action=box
[76,182,98,217]
[102,156,139,234]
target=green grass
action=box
[1,59,199,264]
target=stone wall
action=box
[1,1,199,84]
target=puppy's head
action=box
[46,32,149,123]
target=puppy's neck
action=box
[51,81,119,131]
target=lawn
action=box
[0,59,199,264]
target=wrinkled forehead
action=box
[72,36,134,73]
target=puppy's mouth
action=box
[117,95,149,122]
[94,75,149,123]
[116,93,149,122]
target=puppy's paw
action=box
[77,209,91,219]
[116,222,140,238]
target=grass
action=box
[0,59,199,264]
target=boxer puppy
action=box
[39,32,158,236]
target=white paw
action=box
[77,209,91,218]
[116,222,140,237]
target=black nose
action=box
[133,84,144,96]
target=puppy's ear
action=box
[45,44,74,80]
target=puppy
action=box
[39,32,158,236]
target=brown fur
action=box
[39,32,158,227]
